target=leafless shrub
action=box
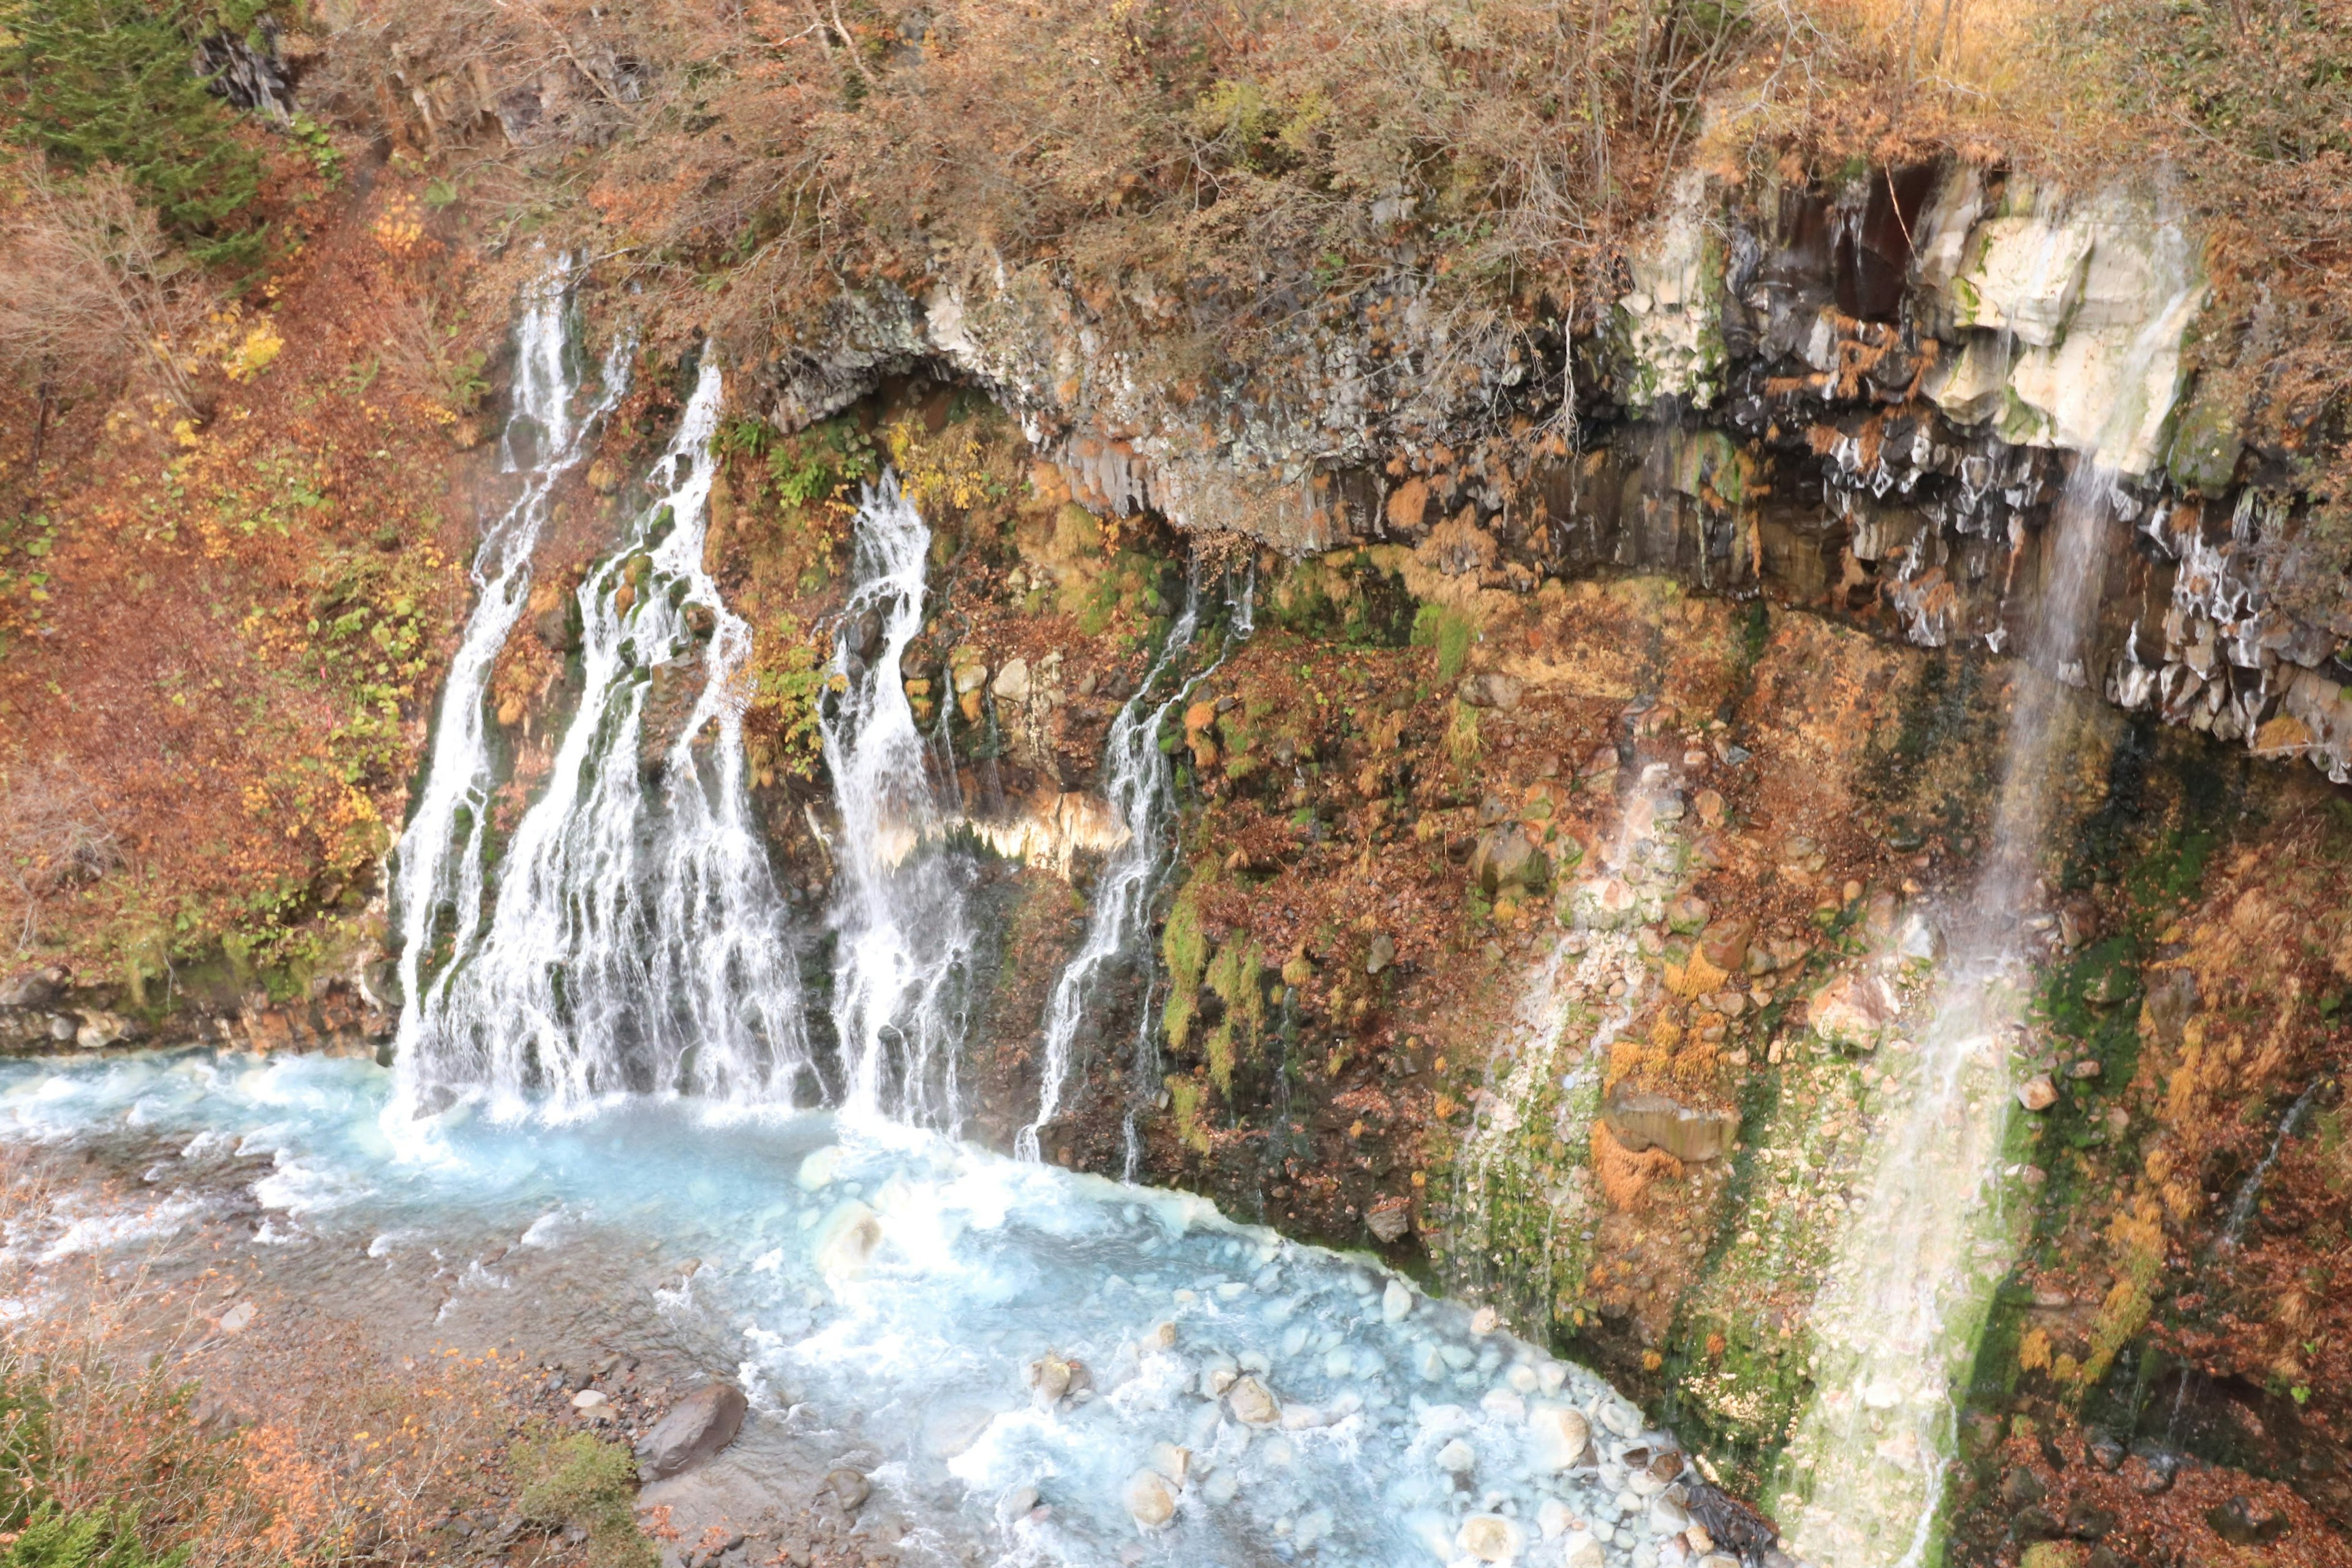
[379,285,492,419]
[0,759,122,952]
[0,161,214,413]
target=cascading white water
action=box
[388,262,627,1074]
[1786,208,2203,1568]
[397,358,812,1117]
[5,1046,1706,1568]
[1017,574,1251,1164]
[820,479,979,1130]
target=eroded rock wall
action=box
[764,164,2352,794]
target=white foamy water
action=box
[398,358,812,1117]
[0,1050,1702,1568]
[820,480,981,1130]
[390,260,629,1072]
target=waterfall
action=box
[2218,1078,2324,1252]
[388,262,626,1083]
[1787,208,2203,1568]
[1017,571,1250,1165]
[396,356,812,1117]
[819,479,979,1130]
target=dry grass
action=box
[0,759,120,955]
[0,1153,635,1567]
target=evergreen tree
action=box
[0,0,270,269]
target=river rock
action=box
[1458,1513,1523,1561]
[1148,1441,1190,1485]
[1596,1398,1644,1438]
[1382,1279,1413,1321]
[0,967,69,1009]
[73,1011,128,1050]
[1529,1404,1593,1469]
[813,1199,882,1276]
[639,657,709,778]
[796,1146,842,1190]
[1471,827,1548,895]
[1028,1352,1076,1407]
[1227,1376,1279,1425]
[1367,1196,1412,1243]
[993,657,1031,705]
[826,1468,870,1510]
[1600,1084,1738,1163]
[1123,1468,1177,1528]
[2016,1075,2059,1112]
[1699,917,1754,973]
[1436,1438,1476,1473]
[2205,1496,2285,1547]
[636,1382,748,1481]
[1561,1530,1605,1568]
[1811,971,1899,1050]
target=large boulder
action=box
[1810,971,1899,1050]
[1471,827,1549,895]
[635,1382,748,1482]
[1600,1085,1738,1163]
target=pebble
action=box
[1383,1280,1414,1322]
[2016,1075,2059,1112]
[1480,1387,1527,1422]
[1458,1514,1525,1562]
[1562,1531,1607,1568]
[1531,1404,1592,1469]
[1597,1399,1644,1438]
[1123,1469,1176,1528]
[1227,1376,1279,1425]
[1437,1438,1477,1474]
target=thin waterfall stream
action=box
[1784,205,2203,1568]
[820,478,981,1131]
[1020,570,1251,1165]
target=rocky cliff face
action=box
[763,162,2352,794]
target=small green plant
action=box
[290,113,342,188]
[747,612,827,783]
[511,1433,657,1568]
[764,418,878,508]
[1160,885,1208,1050]
[1411,603,1476,682]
